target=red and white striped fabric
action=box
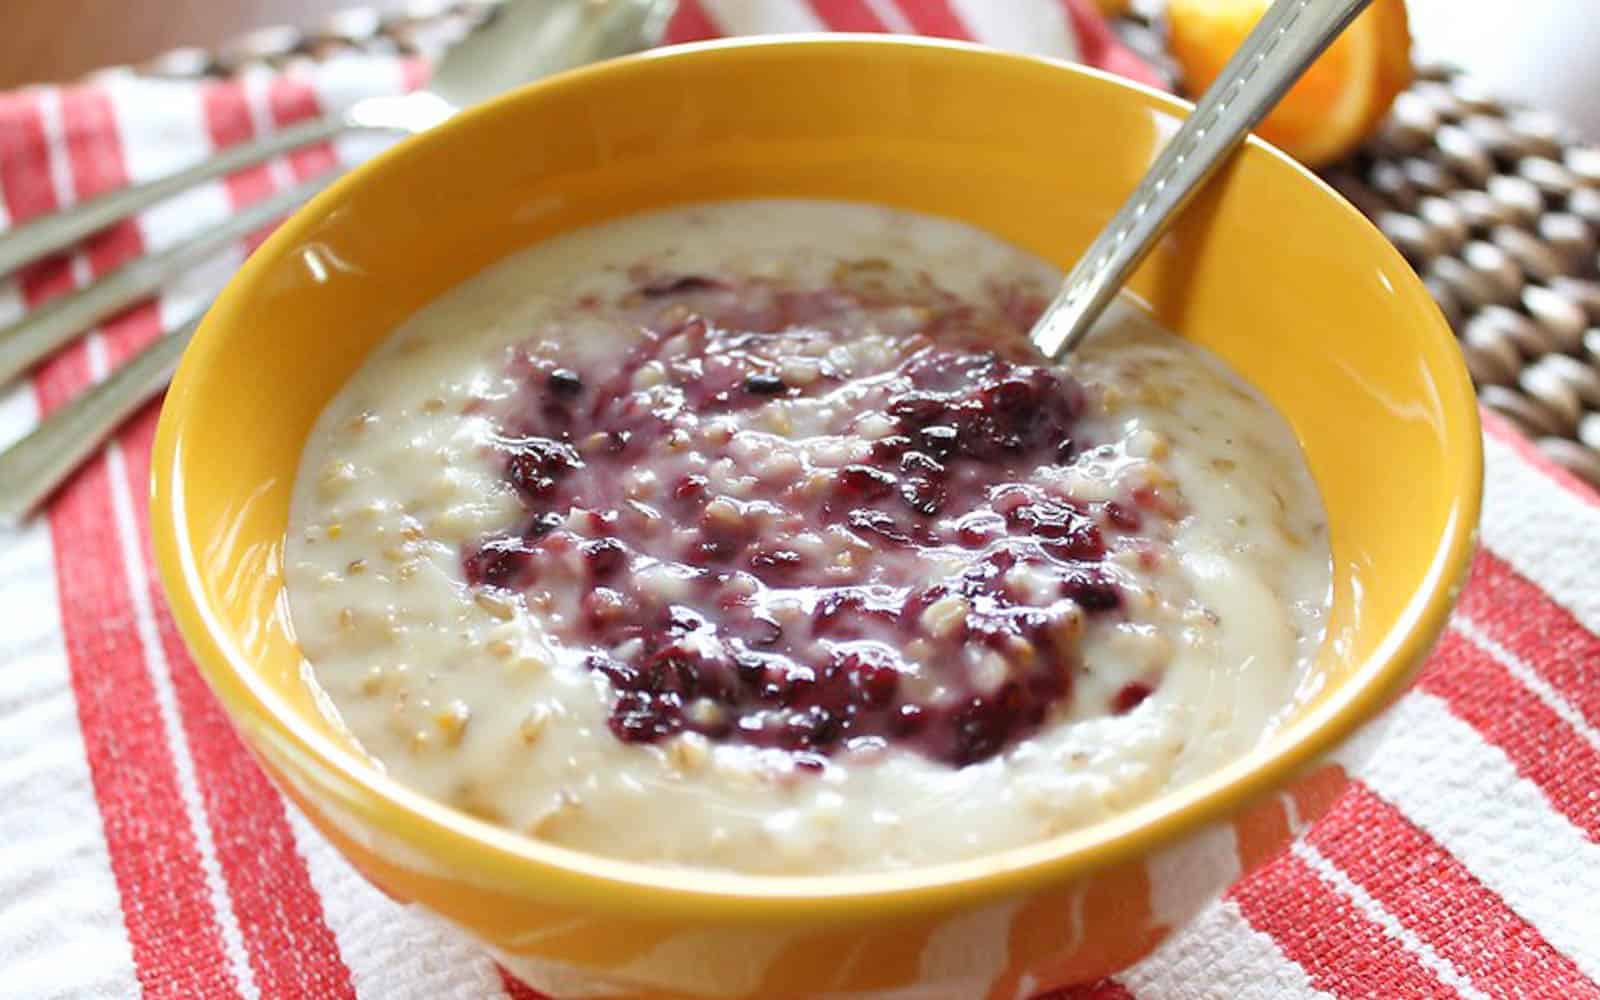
[1,2,1596,997]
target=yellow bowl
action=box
[151,36,1481,998]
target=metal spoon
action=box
[1029,0,1375,359]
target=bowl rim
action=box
[151,34,1483,922]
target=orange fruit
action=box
[1166,0,1413,167]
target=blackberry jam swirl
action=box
[464,267,1158,767]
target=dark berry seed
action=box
[918,425,959,454]
[985,376,1036,412]
[505,438,582,500]
[835,464,896,500]
[950,694,1013,766]
[462,536,532,588]
[666,606,707,634]
[899,451,944,475]
[846,509,914,547]
[609,690,683,742]
[779,705,840,750]
[898,476,947,516]
[1061,569,1122,612]
[673,474,709,501]
[1113,682,1153,714]
[547,368,583,397]
[1042,534,1106,562]
[744,372,787,395]
[525,511,563,538]
[641,274,722,297]
[887,392,946,425]
[651,646,704,697]
[889,703,926,736]
[734,654,767,686]
[581,538,627,577]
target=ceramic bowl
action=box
[151,36,1482,998]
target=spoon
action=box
[1029,0,1375,359]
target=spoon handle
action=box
[1029,0,1375,359]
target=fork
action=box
[0,0,675,524]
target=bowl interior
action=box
[153,37,1480,915]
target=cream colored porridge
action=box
[285,200,1331,875]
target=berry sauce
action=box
[463,269,1152,767]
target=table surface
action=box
[3,1,1598,136]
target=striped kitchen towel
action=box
[1,2,1596,998]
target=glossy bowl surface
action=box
[151,36,1481,998]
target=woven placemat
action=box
[90,3,1600,490]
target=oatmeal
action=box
[285,201,1331,874]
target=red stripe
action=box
[1055,0,1169,90]
[0,92,76,301]
[1458,548,1600,735]
[1421,628,1600,841]
[57,89,145,288]
[400,57,432,93]
[888,0,971,38]
[199,79,280,258]
[0,92,65,239]
[126,74,358,999]
[200,79,275,209]
[1483,406,1600,508]
[120,372,360,1000]
[7,86,246,1000]
[1310,783,1600,999]
[498,968,550,1000]
[663,0,722,44]
[267,75,339,187]
[1230,850,1458,1000]
[807,0,890,32]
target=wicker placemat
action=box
[90,3,1600,490]
[1332,69,1600,489]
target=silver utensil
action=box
[0,176,329,389]
[0,0,674,386]
[0,315,196,525]
[1029,0,1375,359]
[0,0,674,523]
[0,0,673,280]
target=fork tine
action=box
[0,171,335,388]
[0,114,349,280]
[0,310,198,525]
